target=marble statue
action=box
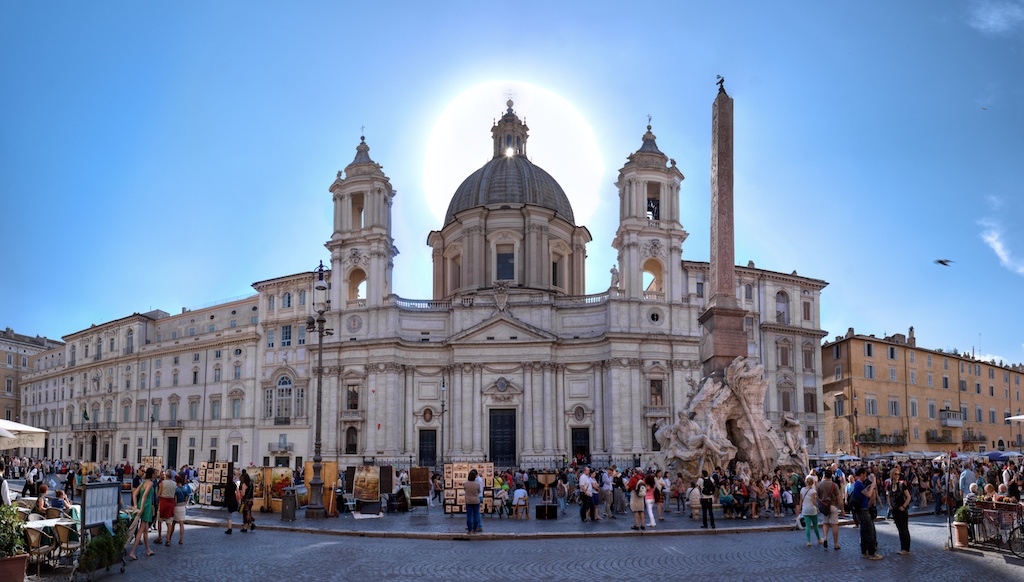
[779,413,810,475]
[609,265,620,289]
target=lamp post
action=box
[305,261,332,519]
[853,408,859,458]
[1018,408,1022,453]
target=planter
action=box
[953,521,970,547]
[0,554,29,580]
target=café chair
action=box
[25,527,56,578]
[53,523,81,569]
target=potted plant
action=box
[953,504,971,547]
[78,518,129,575]
[0,503,28,579]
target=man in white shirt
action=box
[578,467,597,522]
[23,464,38,496]
[0,462,11,505]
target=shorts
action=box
[820,505,839,525]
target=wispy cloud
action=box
[979,219,1024,275]
[967,0,1024,35]
[976,352,1009,365]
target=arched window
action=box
[345,427,358,455]
[276,376,293,419]
[348,269,367,304]
[282,293,291,308]
[775,291,790,324]
[642,258,664,298]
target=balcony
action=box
[339,410,364,422]
[123,347,134,355]
[93,354,101,361]
[72,422,118,432]
[274,417,291,426]
[962,432,987,443]
[160,420,183,429]
[925,432,957,444]
[268,442,294,453]
[940,409,964,427]
[644,406,670,418]
[858,432,907,446]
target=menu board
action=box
[82,481,121,530]
[442,463,494,514]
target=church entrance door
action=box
[418,430,437,468]
[571,428,590,461]
[489,409,516,467]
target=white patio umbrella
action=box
[1005,414,1024,422]
[0,419,48,450]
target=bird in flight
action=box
[981,107,988,110]
[935,259,955,266]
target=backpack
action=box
[556,482,567,498]
[701,476,716,496]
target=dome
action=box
[443,100,575,226]
[444,155,575,225]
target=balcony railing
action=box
[160,420,183,429]
[268,442,294,453]
[858,432,908,446]
[962,432,987,443]
[644,406,670,417]
[926,433,957,444]
[274,417,291,426]
[72,422,118,432]
[643,291,664,301]
[339,410,364,421]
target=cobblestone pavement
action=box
[32,514,1022,581]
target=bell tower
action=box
[611,124,688,301]
[326,136,397,309]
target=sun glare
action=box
[423,80,604,226]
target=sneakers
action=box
[224,529,232,535]
[870,554,884,560]
[897,550,910,555]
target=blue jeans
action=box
[466,504,481,532]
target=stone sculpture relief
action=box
[653,356,803,479]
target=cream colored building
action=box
[823,327,1024,455]
[19,100,828,470]
[1,327,62,428]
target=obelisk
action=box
[699,79,748,378]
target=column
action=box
[472,365,483,455]
[594,362,605,452]
[453,368,464,456]
[522,365,534,453]
[631,364,643,451]
[542,364,553,453]
[555,365,564,454]
[404,367,414,454]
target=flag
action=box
[83,410,89,421]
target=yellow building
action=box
[823,327,1024,456]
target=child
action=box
[782,488,795,515]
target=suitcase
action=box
[535,503,558,519]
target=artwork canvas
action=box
[245,466,265,498]
[212,487,224,504]
[269,468,292,499]
[352,466,380,502]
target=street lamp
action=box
[1018,408,1022,453]
[305,261,332,519]
[853,408,859,458]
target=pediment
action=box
[448,314,557,345]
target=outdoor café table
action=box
[23,518,79,533]
[16,498,82,521]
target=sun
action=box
[423,80,604,226]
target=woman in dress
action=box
[800,474,822,547]
[128,467,156,560]
[31,484,50,516]
[239,471,255,533]
[463,469,482,534]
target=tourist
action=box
[644,474,657,528]
[888,466,911,555]
[52,489,70,511]
[224,471,239,534]
[128,467,156,560]
[171,474,191,544]
[64,467,76,502]
[698,470,716,529]
[612,470,628,515]
[718,481,736,518]
[578,467,596,522]
[555,475,568,514]
[512,481,528,518]
[800,474,822,547]
[464,469,482,534]
[851,467,882,560]
[31,484,50,516]
[749,475,765,518]
[23,462,38,497]
[656,470,670,517]
[816,469,841,550]
[155,471,176,545]
[239,471,255,533]
[628,470,647,530]
[672,472,686,513]
[601,468,615,518]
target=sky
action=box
[2,1,1022,366]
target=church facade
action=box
[19,97,828,470]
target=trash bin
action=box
[281,487,296,521]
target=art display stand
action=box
[442,463,494,515]
[196,461,235,508]
[409,467,431,509]
[267,467,293,513]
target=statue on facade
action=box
[609,265,620,290]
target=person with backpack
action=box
[888,466,911,555]
[816,469,841,549]
[698,470,717,529]
[628,470,647,530]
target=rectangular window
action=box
[298,326,306,345]
[976,407,983,423]
[215,350,221,359]
[990,409,996,424]
[837,429,844,445]
[889,367,897,381]
[234,365,241,380]
[990,385,994,397]
[833,344,841,359]
[155,374,161,388]
[927,373,933,387]
[173,356,179,365]
[156,358,162,368]
[910,399,918,418]
[151,403,160,421]
[779,345,790,367]
[888,399,900,417]
[960,379,967,392]
[802,350,814,371]
[909,351,915,363]
[834,365,842,381]
[942,376,949,389]
[803,391,817,413]
[169,403,177,422]
[976,382,982,394]
[496,244,515,280]
[267,330,275,348]
[122,406,130,423]
[193,353,200,362]
[928,401,936,419]
[188,327,195,336]
[211,401,221,420]
[864,343,873,357]
[802,301,811,321]
[695,282,704,297]
[189,401,198,421]
[347,385,359,410]
[989,368,995,379]
[909,370,916,385]
[173,372,179,386]
[192,370,199,385]
[251,316,258,325]
[943,358,948,370]
[888,346,897,360]
[172,331,177,339]
[230,320,237,328]
[281,325,292,347]
[137,404,146,422]
[864,364,875,379]
[834,398,845,417]
[214,368,222,382]
[913,427,919,441]
[232,399,241,419]
[866,397,878,416]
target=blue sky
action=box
[2,1,1022,365]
